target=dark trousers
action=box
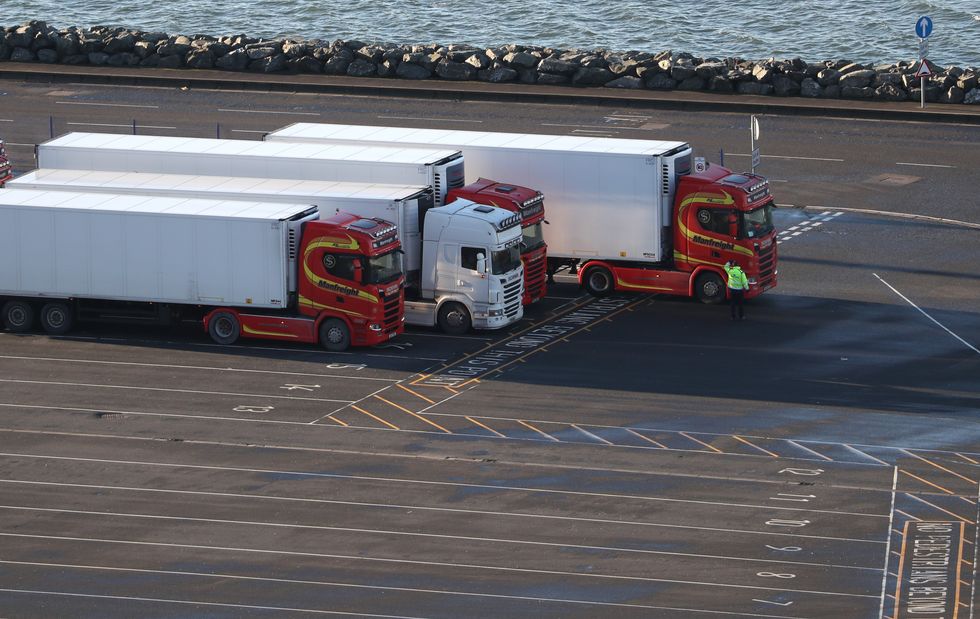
[729,289,745,319]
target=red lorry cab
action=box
[448,178,547,305]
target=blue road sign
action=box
[915,16,933,38]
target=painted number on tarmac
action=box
[233,405,275,413]
[281,384,321,391]
[326,363,366,370]
[757,571,797,579]
[778,467,824,476]
[765,545,802,552]
[765,518,811,527]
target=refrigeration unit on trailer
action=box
[264,123,778,303]
[265,124,549,305]
[0,188,404,350]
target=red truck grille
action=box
[757,241,777,288]
[382,290,402,333]
[522,251,547,304]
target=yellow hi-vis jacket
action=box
[724,264,749,290]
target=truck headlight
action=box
[748,278,758,285]
[368,323,382,332]
[488,308,504,317]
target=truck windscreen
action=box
[742,202,774,239]
[491,246,521,274]
[364,250,403,284]
[521,223,545,252]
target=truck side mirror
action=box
[727,213,738,238]
[352,261,363,283]
[476,253,487,274]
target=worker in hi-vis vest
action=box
[724,260,749,320]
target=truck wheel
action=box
[208,311,241,345]
[2,300,35,333]
[319,318,350,352]
[695,272,726,304]
[39,302,74,335]
[583,266,614,297]
[437,302,471,335]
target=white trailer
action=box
[37,132,466,206]
[6,169,522,333]
[0,188,318,330]
[264,123,693,264]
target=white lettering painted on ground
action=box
[422,297,636,387]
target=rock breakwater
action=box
[3,21,979,105]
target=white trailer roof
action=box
[10,169,429,202]
[268,123,689,156]
[42,132,461,165]
[0,187,315,220]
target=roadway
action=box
[0,69,977,618]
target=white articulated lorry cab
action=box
[262,123,779,302]
[9,169,524,332]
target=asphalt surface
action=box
[0,66,978,618]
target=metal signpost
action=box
[749,115,760,173]
[915,16,933,109]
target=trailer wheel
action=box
[437,302,471,335]
[695,272,726,304]
[319,318,350,352]
[208,311,241,345]
[39,302,73,335]
[583,266,614,297]
[2,300,35,333]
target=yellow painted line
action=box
[396,384,436,404]
[894,509,919,521]
[324,415,349,427]
[349,405,399,430]
[905,493,973,524]
[732,435,779,458]
[679,431,724,454]
[954,452,979,465]
[892,521,909,619]
[625,429,667,449]
[904,451,978,485]
[466,416,505,438]
[517,420,559,442]
[900,469,956,495]
[374,395,451,434]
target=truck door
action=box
[435,242,459,297]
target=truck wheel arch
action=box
[579,261,616,297]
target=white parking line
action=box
[727,153,845,162]
[0,505,881,570]
[0,379,353,403]
[0,451,889,520]
[0,354,397,382]
[0,477,887,544]
[218,108,320,115]
[66,122,177,129]
[0,533,880,598]
[873,273,980,355]
[377,116,482,123]
[896,162,955,168]
[55,101,158,109]
[0,587,424,619]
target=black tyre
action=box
[208,311,241,345]
[437,301,471,335]
[2,300,34,333]
[319,318,351,352]
[583,266,614,297]
[39,302,74,335]
[695,272,726,304]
